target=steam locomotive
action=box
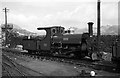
[22,22,94,58]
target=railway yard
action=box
[2,48,120,77]
[1,0,120,77]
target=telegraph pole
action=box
[3,7,9,46]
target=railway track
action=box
[20,51,120,73]
[2,64,12,77]
[3,48,120,74]
[2,54,28,76]
[2,53,45,76]
[2,62,26,76]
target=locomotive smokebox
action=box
[88,22,94,37]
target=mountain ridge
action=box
[1,23,37,35]
[72,25,118,35]
[1,23,118,35]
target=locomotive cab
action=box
[37,26,64,51]
[51,26,64,36]
[22,26,64,54]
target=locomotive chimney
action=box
[88,22,94,37]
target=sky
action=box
[0,0,119,33]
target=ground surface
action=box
[2,48,120,76]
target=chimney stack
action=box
[88,22,94,37]
[97,0,101,54]
[97,0,101,37]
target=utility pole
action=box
[3,7,9,46]
[97,0,101,56]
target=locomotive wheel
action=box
[66,53,75,58]
[69,53,74,57]
[91,52,98,61]
[28,50,34,54]
[75,51,85,59]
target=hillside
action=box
[1,23,37,35]
[101,25,118,35]
[1,23,118,35]
[72,25,118,35]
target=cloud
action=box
[1,0,118,33]
[38,2,118,30]
[38,3,96,29]
[102,2,118,25]
[7,13,39,31]
[1,0,119,2]
[8,13,37,23]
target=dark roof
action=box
[37,26,64,30]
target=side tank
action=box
[52,34,82,45]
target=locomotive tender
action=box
[22,22,94,58]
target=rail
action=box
[2,53,45,76]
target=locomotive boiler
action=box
[22,22,94,58]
